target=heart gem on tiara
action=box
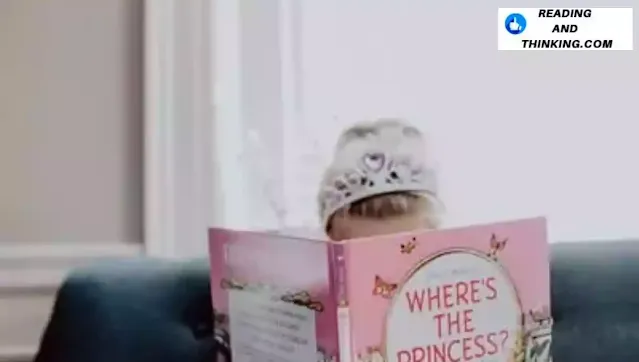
[362,153,385,172]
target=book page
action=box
[228,289,318,362]
[210,227,354,362]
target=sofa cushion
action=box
[551,240,639,361]
[34,240,639,362]
[34,258,215,362]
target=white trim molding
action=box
[0,346,36,362]
[213,0,290,231]
[144,0,215,258]
[0,242,143,292]
[145,0,298,256]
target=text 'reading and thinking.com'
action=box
[524,8,613,49]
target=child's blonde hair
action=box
[318,118,442,234]
[328,192,441,233]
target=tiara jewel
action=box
[319,151,438,228]
[362,152,385,172]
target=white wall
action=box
[208,0,639,244]
[278,1,639,242]
[0,0,144,359]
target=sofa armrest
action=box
[34,258,215,362]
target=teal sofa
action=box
[34,240,639,361]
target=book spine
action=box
[329,243,352,362]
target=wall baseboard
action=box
[0,346,35,362]
[0,242,143,360]
[0,242,143,291]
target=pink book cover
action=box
[209,217,551,362]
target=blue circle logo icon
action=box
[504,13,526,35]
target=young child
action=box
[317,118,442,241]
[213,118,442,362]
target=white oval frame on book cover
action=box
[385,250,523,362]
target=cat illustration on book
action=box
[528,305,552,326]
[523,305,553,361]
[487,233,508,260]
[400,237,417,254]
[316,347,336,362]
[372,275,398,299]
[528,336,552,362]
[281,290,325,312]
[357,346,384,362]
[219,278,246,291]
[213,312,229,327]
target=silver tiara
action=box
[318,150,438,229]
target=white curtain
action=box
[212,0,639,242]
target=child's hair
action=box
[318,118,442,234]
[329,192,440,233]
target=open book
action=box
[209,217,551,362]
